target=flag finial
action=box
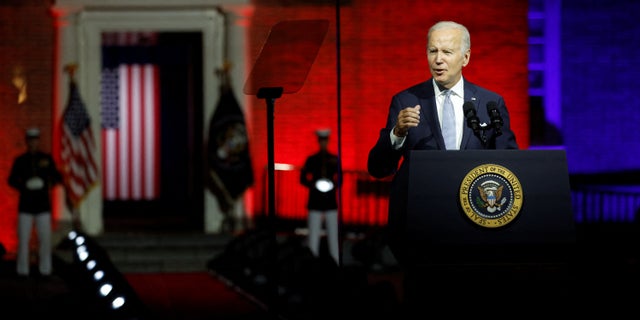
[64,63,78,81]
[216,61,232,88]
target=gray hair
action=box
[428,21,471,53]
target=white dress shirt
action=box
[391,78,465,150]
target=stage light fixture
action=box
[64,229,148,317]
[99,283,113,296]
[77,245,89,262]
[93,270,105,281]
[111,296,126,309]
[75,235,86,246]
[67,230,77,240]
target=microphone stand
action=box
[466,119,488,148]
[465,101,504,149]
[470,123,502,149]
[473,123,502,149]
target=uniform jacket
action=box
[300,150,340,211]
[8,151,63,214]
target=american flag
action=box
[101,64,160,200]
[61,80,99,208]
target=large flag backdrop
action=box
[101,32,160,201]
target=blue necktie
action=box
[442,90,456,150]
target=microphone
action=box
[463,101,481,135]
[486,101,503,136]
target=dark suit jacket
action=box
[367,78,519,265]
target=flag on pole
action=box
[60,79,99,209]
[101,63,160,200]
[207,68,254,212]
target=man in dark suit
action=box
[367,20,519,314]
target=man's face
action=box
[318,138,329,150]
[27,137,39,152]
[427,27,470,89]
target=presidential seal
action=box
[459,163,523,228]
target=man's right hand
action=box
[393,105,421,137]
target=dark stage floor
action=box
[0,253,401,320]
[1,223,640,319]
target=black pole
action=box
[257,87,283,224]
[256,86,282,316]
[266,97,276,224]
[335,0,343,266]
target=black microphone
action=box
[463,101,481,135]
[486,101,503,136]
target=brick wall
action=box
[0,0,55,251]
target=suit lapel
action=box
[417,82,444,149]
[461,82,480,149]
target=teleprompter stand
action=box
[243,19,329,314]
[244,19,329,225]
